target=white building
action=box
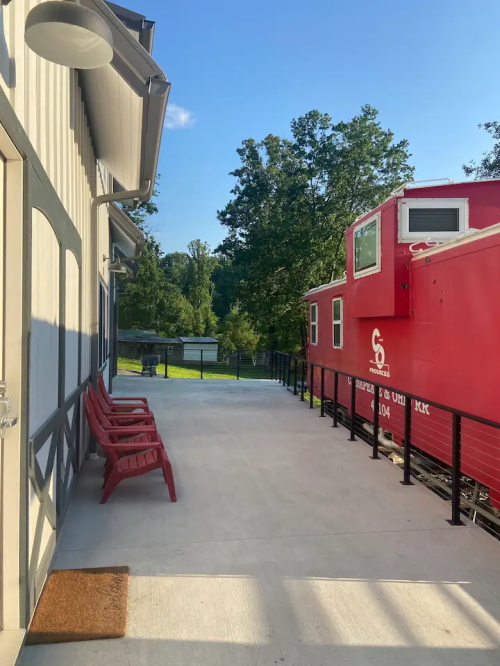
[0,2,168,662]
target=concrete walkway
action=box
[21,379,500,665]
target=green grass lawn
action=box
[117,357,271,380]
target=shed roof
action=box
[118,329,179,344]
[178,337,218,344]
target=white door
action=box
[0,151,4,632]
[0,128,24,643]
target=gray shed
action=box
[178,337,218,362]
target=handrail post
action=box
[309,363,314,409]
[371,385,379,459]
[200,349,203,379]
[237,350,240,380]
[400,396,414,485]
[300,361,305,401]
[448,413,465,525]
[320,367,325,417]
[332,372,338,427]
[164,349,168,379]
[287,354,291,388]
[293,357,298,395]
[349,378,356,440]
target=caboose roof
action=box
[350,178,500,231]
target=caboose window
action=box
[332,298,343,349]
[310,303,318,345]
[399,198,468,241]
[353,213,381,279]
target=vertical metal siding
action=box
[1,1,99,382]
[29,209,59,437]
[0,1,113,620]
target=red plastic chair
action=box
[84,394,176,504]
[88,387,165,481]
[90,384,156,426]
[98,373,150,410]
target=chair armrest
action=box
[109,396,148,403]
[108,405,150,414]
[104,425,158,436]
[104,414,155,424]
[104,439,163,451]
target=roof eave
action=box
[79,0,169,200]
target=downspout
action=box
[90,178,151,393]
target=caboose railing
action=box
[271,350,500,535]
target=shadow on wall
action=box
[0,6,15,89]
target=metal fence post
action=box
[401,396,414,485]
[237,350,240,380]
[300,361,305,401]
[287,354,291,388]
[349,378,356,441]
[320,367,325,417]
[332,372,338,428]
[164,349,169,379]
[371,385,379,459]
[200,349,204,379]
[293,357,298,395]
[448,413,465,526]
[309,364,314,409]
[270,352,274,380]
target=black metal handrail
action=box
[270,350,500,529]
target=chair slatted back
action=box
[98,373,113,406]
[88,384,115,428]
[84,393,118,461]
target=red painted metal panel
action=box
[306,180,500,508]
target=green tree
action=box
[217,106,414,349]
[118,236,168,334]
[463,122,500,179]
[219,303,259,352]
[211,254,245,321]
[161,251,190,295]
[185,239,218,336]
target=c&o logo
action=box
[369,328,390,378]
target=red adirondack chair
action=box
[98,373,150,410]
[89,384,156,427]
[88,386,166,481]
[84,394,176,504]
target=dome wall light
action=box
[104,255,130,274]
[25,1,114,69]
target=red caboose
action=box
[303,179,500,508]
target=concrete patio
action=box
[20,378,500,665]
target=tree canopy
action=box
[119,106,414,352]
[463,122,500,179]
[216,105,414,349]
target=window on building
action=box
[310,303,318,345]
[332,298,343,349]
[98,281,108,369]
[399,198,468,241]
[354,213,381,278]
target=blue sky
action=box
[125,0,500,253]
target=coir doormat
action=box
[26,566,129,645]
